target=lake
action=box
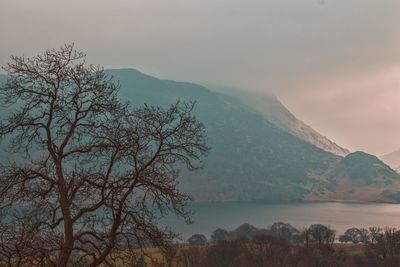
[164,201,400,240]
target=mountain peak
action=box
[334,151,399,184]
[109,68,142,74]
[344,151,379,161]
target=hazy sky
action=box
[1,0,400,155]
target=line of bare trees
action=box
[162,225,400,267]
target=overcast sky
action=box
[1,0,400,155]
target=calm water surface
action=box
[164,202,400,239]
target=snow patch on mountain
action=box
[234,92,350,157]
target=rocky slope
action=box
[235,92,350,156]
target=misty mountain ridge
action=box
[224,91,350,157]
[1,69,400,203]
[381,149,400,173]
[104,70,349,156]
[105,69,400,203]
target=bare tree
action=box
[160,243,180,267]
[0,44,208,266]
[0,212,56,267]
[366,227,400,261]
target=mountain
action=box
[1,69,399,203]
[237,93,350,156]
[105,69,336,201]
[306,152,400,202]
[105,69,400,203]
[334,152,398,184]
[381,150,400,173]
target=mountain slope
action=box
[106,69,341,201]
[106,69,400,202]
[234,92,350,156]
[1,70,399,202]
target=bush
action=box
[187,234,207,246]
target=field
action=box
[106,242,367,267]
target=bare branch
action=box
[0,44,208,267]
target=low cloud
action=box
[1,0,399,154]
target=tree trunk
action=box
[56,162,74,267]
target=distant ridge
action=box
[381,149,400,173]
